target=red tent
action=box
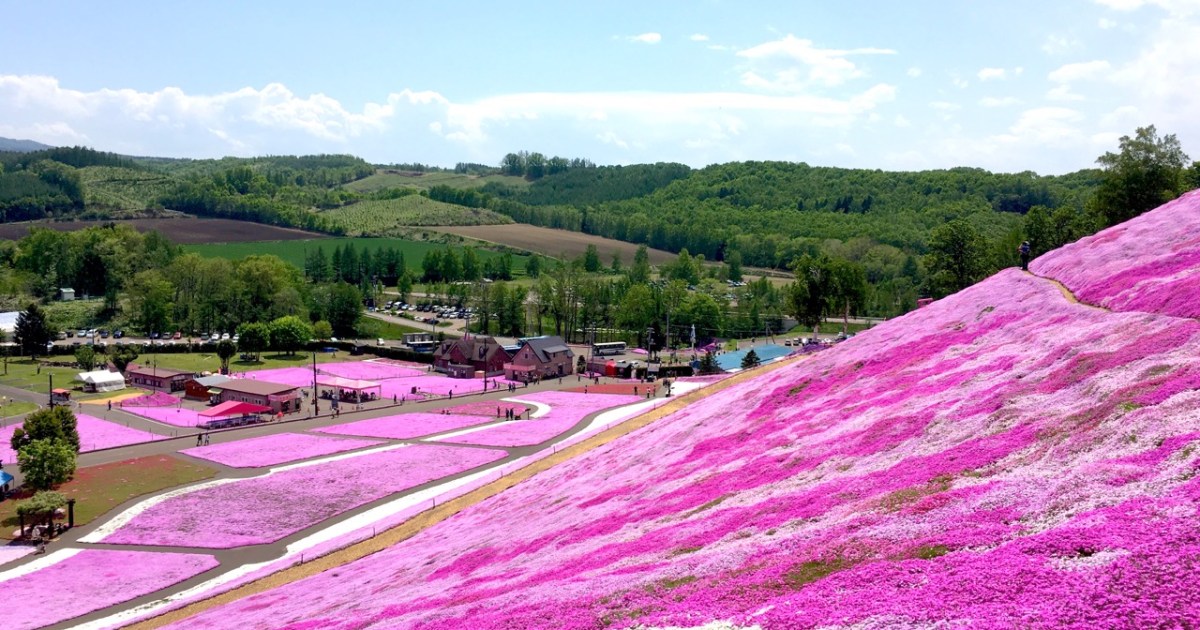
[200,400,271,417]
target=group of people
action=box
[195,432,212,447]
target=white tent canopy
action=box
[78,370,126,392]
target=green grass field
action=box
[322,195,511,236]
[182,237,522,272]
[342,170,531,193]
[0,400,37,419]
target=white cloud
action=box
[734,34,896,91]
[977,67,1007,81]
[980,96,1022,107]
[1093,0,1200,15]
[0,74,902,165]
[1041,34,1079,54]
[907,67,922,78]
[1099,17,1119,27]
[930,101,961,111]
[690,33,709,42]
[627,32,662,44]
[951,75,969,89]
[1048,60,1112,82]
[1046,85,1086,101]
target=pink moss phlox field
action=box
[316,412,495,440]
[446,391,642,447]
[101,445,504,548]
[120,390,183,407]
[0,544,34,567]
[122,405,209,427]
[1031,189,1200,317]
[180,433,383,468]
[444,401,531,417]
[171,253,1200,629]
[318,361,425,380]
[1,549,217,630]
[75,412,167,451]
[1,413,165,463]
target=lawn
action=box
[0,455,218,539]
[357,316,428,339]
[0,400,37,419]
[0,358,110,401]
[137,350,356,375]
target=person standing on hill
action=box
[1018,241,1032,271]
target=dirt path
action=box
[1026,270,1108,311]
[123,357,802,629]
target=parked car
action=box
[211,333,220,341]
[113,330,124,339]
[173,331,182,339]
[221,333,230,340]
[77,330,87,338]
[99,329,110,338]
[56,331,68,340]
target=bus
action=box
[592,341,627,356]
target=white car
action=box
[211,333,220,341]
[221,333,230,340]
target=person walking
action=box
[1019,241,1032,271]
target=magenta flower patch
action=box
[99,445,504,548]
[1,549,217,630]
[180,432,383,468]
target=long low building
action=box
[126,364,194,392]
[207,378,301,413]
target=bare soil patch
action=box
[0,218,324,244]
[430,224,678,265]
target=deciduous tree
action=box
[1092,125,1191,227]
[18,439,76,490]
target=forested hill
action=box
[473,160,1103,267]
[0,136,53,152]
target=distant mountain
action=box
[0,137,53,152]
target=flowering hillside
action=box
[1031,189,1200,317]
[170,203,1200,628]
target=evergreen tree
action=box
[629,245,652,284]
[14,302,52,358]
[741,348,761,370]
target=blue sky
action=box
[2,0,1198,174]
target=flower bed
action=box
[1,413,165,463]
[180,433,383,468]
[316,412,495,440]
[443,401,530,418]
[98,444,505,548]
[120,391,183,408]
[319,361,425,380]
[445,392,641,447]
[75,413,168,452]
[1,549,217,630]
[121,405,209,428]
[0,544,33,567]
[172,257,1200,628]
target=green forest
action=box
[1,125,1196,323]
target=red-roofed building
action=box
[433,335,510,378]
